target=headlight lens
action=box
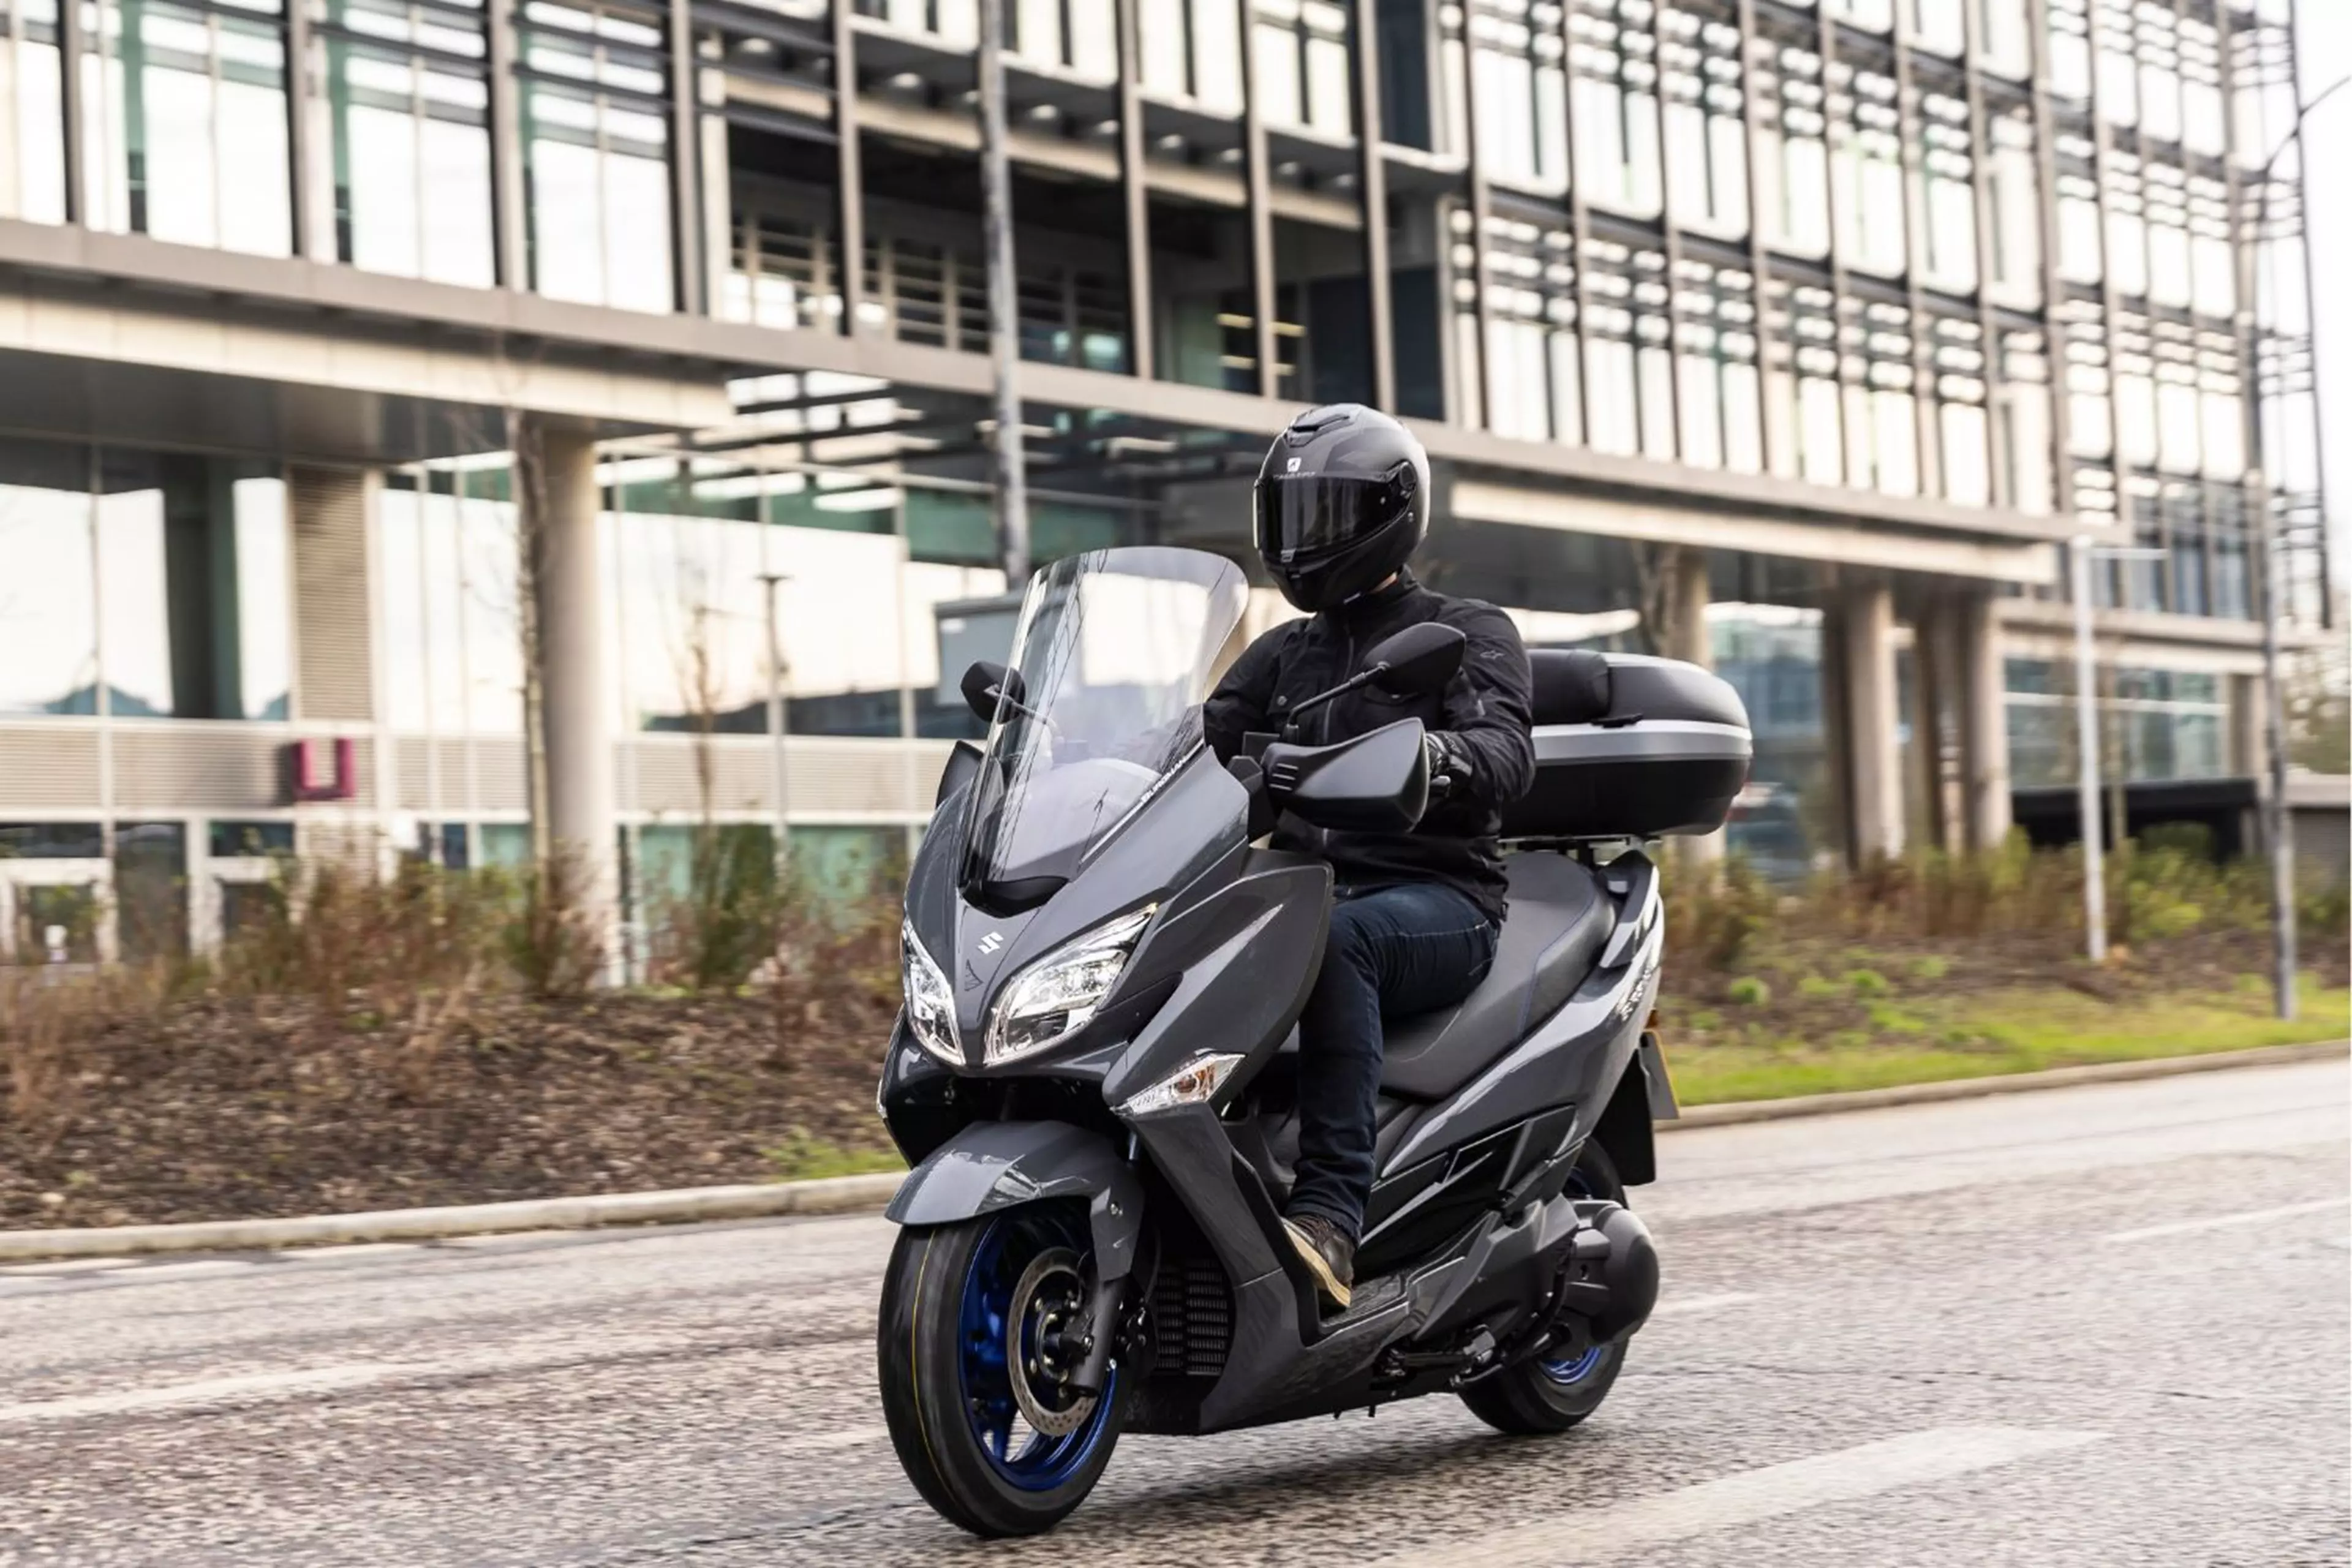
[1117,1052,1245,1117]
[900,922,960,1066]
[985,907,1155,1065]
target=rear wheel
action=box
[1458,1140,1632,1436]
[876,1206,1125,1537]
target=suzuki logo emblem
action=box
[977,932,1003,956]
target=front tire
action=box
[1459,1140,1632,1436]
[877,1206,1125,1537]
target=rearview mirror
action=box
[1365,622,1467,699]
[960,660,1026,723]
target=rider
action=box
[1204,405,1536,1311]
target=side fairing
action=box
[1381,913,1660,1172]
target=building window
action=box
[381,463,524,734]
[0,440,288,720]
[725,180,844,333]
[862,0,977,48]
[1929,312,1989,507]
[312,0,496,287]
[1751,31,1828,260]
[1828,59,1904,278]
[1659,8,1746,240]
[1913,85,1975,296]
[1017,0,1116,80]
[1841,300,1918,498]
[1254,0,1351,138]
[1762,276,1844,488]
[2004,657,2228,786]
[0,437,97,717]
[1904,0,1962,58]
[521,0,674,313]
[1675,258,1761,473]
[1983,100,2040,308]
[80,0,293,255]
[0,0,67,222]
[1474,213,1580,445]
[1139,0,1243,113]
[1995,326,2056,515]
[1569,0,1661,219]
[1468,0,1565,194]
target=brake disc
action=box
[1008,1246,1096,1438]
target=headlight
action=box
[901,922,960,1066]
[985,907,1155,1065]
[1117,1052,1245,1117]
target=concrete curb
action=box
[0,1172,905,1263]
[2,1039,2341,1262]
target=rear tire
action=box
[877,1207,1126,1537]
[1459,1140,1632,1436]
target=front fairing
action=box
[902,747,1254,1073]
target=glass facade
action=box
[0,0,2316,620]
[0,437,290,719]
[81,0,295,254]
[2003,657,2227,789]
[312,0,497,285]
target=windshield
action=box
[962,547,1250,901]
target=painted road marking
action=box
[109,1260,259,1283]
[1395,1427,2105,1566]
[0,1363,408,1425]
[0,1257,138,1277]
[2100,1194,2350,1244]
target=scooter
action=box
[874,546,1752,1536]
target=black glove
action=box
[1423,731,1468,796]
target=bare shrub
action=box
[502,843,603,998]
[0,972,88,1153]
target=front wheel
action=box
[1458,1140,1632,1436]
[876,1206,1126,1537]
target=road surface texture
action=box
[2,1058,2345,1567]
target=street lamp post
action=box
[757,572,792,883]
[976,0,1030,586]
[2233,72,2346,1022]
[2070,537,2167,965]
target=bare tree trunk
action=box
[505,408,555,869]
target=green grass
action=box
[1665,976,2350,1107]
[764,1134,904,1182]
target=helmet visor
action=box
[1253,470,1415,559]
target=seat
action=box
[1375,853,1613,1101]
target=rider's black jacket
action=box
[1202,573,1536,925]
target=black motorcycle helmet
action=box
[1253,404,1431,612]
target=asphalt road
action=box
[2,1058,2345,1567]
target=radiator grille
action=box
[1148,1254,1233,1380]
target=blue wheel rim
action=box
[1539,1343,1607,1385]
[954,1213,1120,1492]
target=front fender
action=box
[884,1120,1144,1281]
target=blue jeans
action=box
[1289,883,1499,1241]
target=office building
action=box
[0,0,2328,957]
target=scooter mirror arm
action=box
[1279,665,1388,739]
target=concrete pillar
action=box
[1953,589,2013,854]
[1838,579,1904,864]
[1664,547,1725,870]
[2228,673,2266,785]
[531,420,617,952]
[1908,598,1956,854]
